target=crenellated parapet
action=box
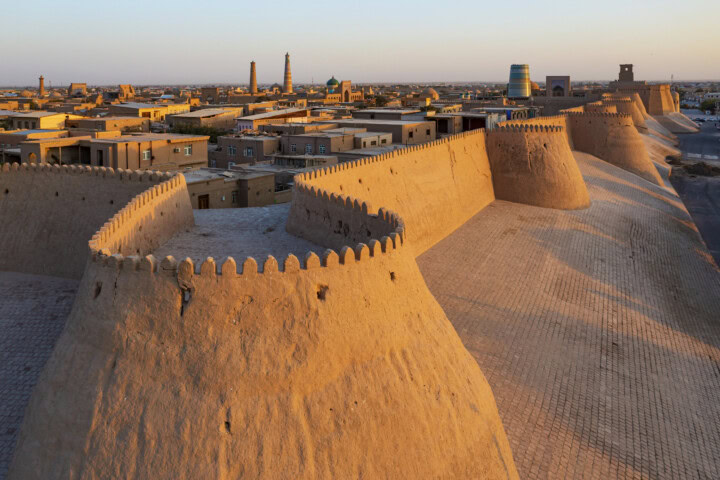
[0,162,185,278]
[584,101,618,114]
[288,128,496,252]
[492,124,565,134]
[599,97,648,131]
[91,227,404,279]
[88,171,193,260]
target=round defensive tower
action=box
[508,64,531,99]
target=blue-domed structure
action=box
[326,76,339,93]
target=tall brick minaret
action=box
[38,75,45,97]
[283,52,293,94]
[249,61,258,94]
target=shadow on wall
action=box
[0,163,185,279]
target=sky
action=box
[2,0,719,86]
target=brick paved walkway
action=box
[418,152,720,479]
[0,273,77,480]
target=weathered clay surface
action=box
[566,113,663,185]
[0,164,184,278]
[6,107,678,478]
[487,125,590,209]
[7,136,519,480]
[601,97,648,132]
[9,246,516,479]
[652,112,700,134]
[288,130,496,253]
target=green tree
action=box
[374,95,389,107]
[700,100,718,113]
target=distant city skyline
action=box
[2,0,719,86]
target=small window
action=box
[142,149,151,161]
[227,145,236,156]
[244,147,254,157]
[426,129,431,135]
[408,131,414,138]
[184,145,192,156]
[290,144,296,153]
[210,159,216,167]
[371,140,377,146]
[231,190,239,204]
[381,139,387,144]
[305,144,312,154]
[228,161,236,167]
[318,145,326,154]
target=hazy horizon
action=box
[3,0,719,86]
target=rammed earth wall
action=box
[287,129,495,253]
[0,163,191,279]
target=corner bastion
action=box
[487,125,590,209]
[497,109,661,186]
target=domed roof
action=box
[530,82,540,90]
[50,91,63,98]
[423,87,439,100]
[21,90,33,97]
[326,76,339,87]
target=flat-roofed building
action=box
[65,116,151,132]
[212,135,280,169]
[0,129,69,163]
[19,133,208,171]
[167,107,245,130]
[48,103,96,113]
[0,129,68,147]
[259,122,338,135]
[352,108,423,121]
[184,168,276,209]
[272,154,338,168]
[317,119,436,145]
[427,114,463,135]
[108,102,190,121]
[235,108,310,131]
[7,112,79,130]
[353,131,392,149]
[280,131,356,156]
[429,112,505,133]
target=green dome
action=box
[326,76,339,87]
